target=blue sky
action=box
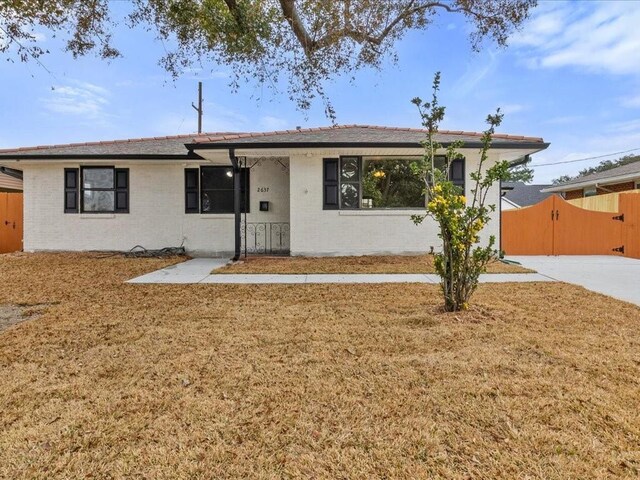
[1,0,640,183]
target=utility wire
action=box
[530,146,640,168]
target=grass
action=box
[216,254,534,274]
[0,253,639,478]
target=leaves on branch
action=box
[1,0,536,119]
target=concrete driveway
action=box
[507,255,640,306]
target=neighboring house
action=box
[0,167,23,192]
[542,160,640,199]
[501,181,553,210]
[501,196,520,211]
[0,125,548,257]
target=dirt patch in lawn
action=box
[0,305,31,332]
[216,254,534,274]
[0,253,639,479]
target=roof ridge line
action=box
[192,124,544,144]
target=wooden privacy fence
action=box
[501,193,640,258]
[0,192,23,254]
[567,189,640,212]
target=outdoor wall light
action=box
[260,201,270,211]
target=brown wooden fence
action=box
[0,192,23,254]
[502,193,640,258]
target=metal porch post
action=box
[229,149,241,261]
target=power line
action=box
[530,147,640,168]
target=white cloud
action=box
[513,1,640,76]
[259,115,288,131]
[453,50,498,95]
[500,104,527,115]
[620,93,640,108]
[0,28,46,51]
[544,115,586,125]
[41,80,110,119]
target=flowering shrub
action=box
[412,73,510,312]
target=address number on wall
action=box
[257,187,270,192]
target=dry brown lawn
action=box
[0,253,639,479]
[216,254,533,274]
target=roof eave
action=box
[542,171,640,192]
[0,152,204,161]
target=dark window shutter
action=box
[64,168,79,213]
[450,159,465,193]
[323,158,339,210]
[185,168,199,213]
[114,168,129,213]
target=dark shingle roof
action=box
[0,132,238,157]
[191,125,547,149]
[502,182,553,207]
[547,159,640,190]
[0,125,547,159]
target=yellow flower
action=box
[373,170,386,178]
[459,195,466,203]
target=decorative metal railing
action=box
[241,222,290,255]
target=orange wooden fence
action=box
[502,193,640,258]
[0,192,23,254]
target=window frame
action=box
[328,155,465,210]
[195,166,250,214]
[339,156,362,210]
[79,166,129,214]
[584,186,598,197]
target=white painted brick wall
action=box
[22,150,503,257]
[288,149,501,256]
[23,159,289,256]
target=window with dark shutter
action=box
[323,158,339,210]
[64,168,79,213]
[114,169,129,213]
[185,168,199,213]
[323,155,464,210]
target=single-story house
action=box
[500,181,553,210]
[0,125,548,257]
[0,167,23,192]
[543,160,640,199]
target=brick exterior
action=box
[21,147,503,256]
[565,189,583,200]
[564,181,636,200]
[597,181,635,194]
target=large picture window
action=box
[362,157,425,208]
[323,156,465,210]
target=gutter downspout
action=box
[229,148,241,261]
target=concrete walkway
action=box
[127,258,552,285]
[507,255,640,306]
